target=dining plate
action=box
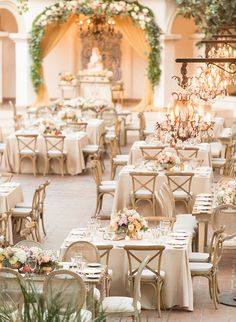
[172,245,185,249]
[84,268,102,274]
[86,274,100,279]
[87,263,101,268]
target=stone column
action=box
[0,32,9,103]
[154,34,181,108]
[9,33,35,106]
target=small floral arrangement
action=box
[59,72,77,85]
[110,208,148,240]
[0,247,27,268]
[156,151,180,169]
[36,118,62,135]
[36,250,58,274]
[215,179,236,206]
[58,108,78,122]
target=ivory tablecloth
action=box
[112,166,213,215]
[60,230,193,311]
[128,141,211,166]
[3,132,89,176]
[0,182,24,244]
[86,119,105,144]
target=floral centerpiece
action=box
[36,250,58,274]
[0,247,27,269]
[59,72,77,85]
[37,118,62,135]
[215,179,236,206]
[110,208,148,240]
[156,151,180,170]
[58,108,78,122]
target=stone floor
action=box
[0,103,236,321]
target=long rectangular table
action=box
[3,132,89,175]
[112,165,213,216]
[0,182,23,244]
[60,229,194,311]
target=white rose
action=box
[46,10,52,16]
[134,5,139,12]
[142,8,149,14]
[51,6,57,11]
[127,4,132,11]
[41,21,47,26]
[131,11,137,19]
[70,0,78,7]
[41,14,46,20]
[139,14,145,21]
[145,17,151,23]
[59,2,64,8]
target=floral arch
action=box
[30,0,162,108]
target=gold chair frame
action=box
[43,135,67,176]
[129,171,158,216]
[124,245,165,317]
[16,134,38,176]
[175,147,199,162]
[139,145,165,164]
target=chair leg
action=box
[61,158,64,177]
[18,158,21,175]
[32,157,37,176]
[40,213,47,236]
[44,159,48,176]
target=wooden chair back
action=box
[107,138,118,158]
[44,135,65,155]
[166,171,194,197]
[81,107,98,119]
[66,122,88,132]
[16,134,38,154]
[0,268,25,311]
[139,146,165,164]
[43,269,86,317]
[100,107,118,127]
[0,211,11,247]
[212,204,236,238]
[129,171,158,195]
[14,239,43,249]
[124,245,165,283]
[175,147,199,161]
[91,160,103,186]
[62,241,100,263]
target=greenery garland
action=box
[30,0,162,94]
[176,0,236,36]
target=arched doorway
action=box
[0,8,18,103]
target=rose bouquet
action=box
[110,208,148,240]
[58,108,78,122]
[59,72,77,85]
[37,119,62,135]
[215,179,236,206]
[36,250,58,274]
[156,151,180,170]
[0,247,27,269]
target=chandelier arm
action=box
[207,62,236,74]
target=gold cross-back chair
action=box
[16,134,38,176]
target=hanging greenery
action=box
[29,0,162,93]
[176,0,236,36]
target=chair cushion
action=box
[189,262,213,272]
[101,180,117,186]
[82,145,99,153]
[18,149,38,155]
[173,191,191,200]
[101,296,141,313]
[12,208,32,217]
[141,269,165,281]
[125,124,139,131]
[211,158,226,166]
[15,202,32,208]
[143,129,154,136]
[113,155,128,164]
[47,151,67,157]
[93,287,101,302]
[80,309,92,322]
[131,190,153,198]
[189,252,209,262]
[99,185,116,193]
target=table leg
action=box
[198,221,205,252]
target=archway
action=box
[30,0,162,110]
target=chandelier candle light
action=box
[155,102,214,145]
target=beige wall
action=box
[0,9,18,99]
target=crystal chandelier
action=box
[155,100,215,145]
[77,15,119,40]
